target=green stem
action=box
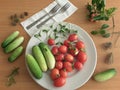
[111,16,115,37]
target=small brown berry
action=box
[24,12,28,16]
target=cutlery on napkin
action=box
[21,0,77,37]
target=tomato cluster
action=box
[47,33,87,87]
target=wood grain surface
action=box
[0,0,120,90]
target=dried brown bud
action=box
[105,52,113,64]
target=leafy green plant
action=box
[86,0,116,22]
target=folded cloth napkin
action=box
[21,0,77,37]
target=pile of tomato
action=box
[47,33,87,87]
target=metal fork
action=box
[26,4,61,30]
[36,2,71,29]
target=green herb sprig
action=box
[86,0,116,22]
[34,24,78,44]
[6,67,19,86]
[91,24,110,38]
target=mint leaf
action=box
[92,0,97,5]
[87,4,93,12]
[101,24,109,29]
[91,31,98,35]
[106,7,116,16]
[102,33,110,38]
[93,15,104,20]
[99,29,106,35]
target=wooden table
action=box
[0,0,120,90]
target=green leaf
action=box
[42,29,48,33]
[53,28,57,32]
[73,30,78,33]
[101,24,109,29]
[34,34,39,38]
[103,16,109,21]
[92,0,97,5]
[93,15,109,21]
[99,29,106,35]
[50,25,53,28]
[102,33,111,38]
[106,7,116,16]
[87,4,93,12]
[96,0,105,11]
[93,15,104,20]
[56,42,63,45]
[101,0,105,8]
[91,31,98,35]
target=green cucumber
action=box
[32,45,48,72]
[39,42,55,70]
[1,31,19,48]
[26,54,42,79]
[93,68,117,82]
[4,36,24,53]
[8,46,23,62]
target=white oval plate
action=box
[25,22,97,90]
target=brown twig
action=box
[111,16,115,37]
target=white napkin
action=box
[21,0,77,37]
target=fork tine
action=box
[49,4,61,14]
[61,2,71,11]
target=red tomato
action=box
[63,40,70,47]
[64,53,74,62]
[76,41,85,50]
[63,62,73,72]
[55,61,63,70]
[60,69,68,78]
[58,45,67,54]
[74,61,83,70]
[77,51,87,63]
[54,77,66,87]
[48,38,55,46]
[68,34,78,42]
[51,46,58,55]
[69,47,79,56]
[50,68,60,80]
[55,53,64,61]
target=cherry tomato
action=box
[77,51,87,63]
[63,40,70,47]
[58,45,67,54]
[54,77,66,87]
[55,53,64,61]
[69,47,79,56]
[48,38,55,46]
[50,68,60,80]
[76,41,85,50]
[64,53,74,62]
[74,61,83,70]
[51,46,58,55]
[63,62,73,72]
[68,34,78,42]
[55,61,63,70]
[60,69,68,78]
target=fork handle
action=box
[36,13,57,29]
[26,14,48,30]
